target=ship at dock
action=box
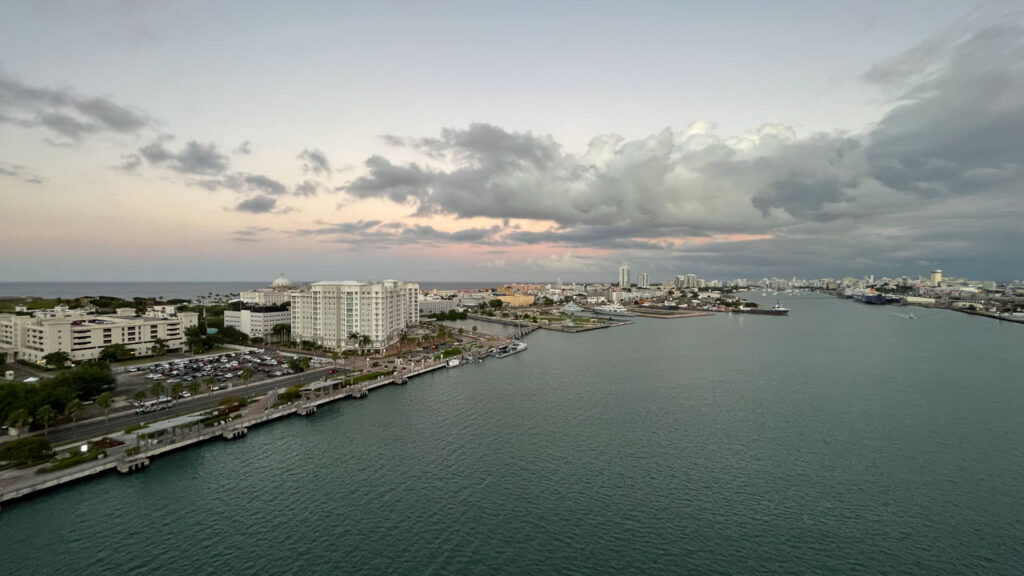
[493,340,528,358]
[592,303,635,317]
[733,300,790,316]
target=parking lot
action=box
[116,350,336,399]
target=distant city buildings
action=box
[618,266,630,288]
[931,269,943,287]
[638,273,650,289]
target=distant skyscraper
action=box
[638,273,649,288]
[619,266,630,288]
[931,269,943,287]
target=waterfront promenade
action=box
[0,359,453,507]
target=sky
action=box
[1,1,1022,283]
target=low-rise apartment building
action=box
[0,306,198,363]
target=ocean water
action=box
[1,293,1022,575]
[0,281,502,301]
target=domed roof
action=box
[270,273,294,289]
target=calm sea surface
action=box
[0,281,501,300]
[2,293,1022,575]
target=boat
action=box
[907,313,916,320]
[592,303,635,317]
[495,340,527,358]
[734,299,789,316]
[446,357,461,368]
[561,303,583,314]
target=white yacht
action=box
[593,303,635,317]
[561,302,583,314]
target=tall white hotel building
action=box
[290,280,420,352]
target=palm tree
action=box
[133,389,147,404]
[36,405,55,437]
[240,367,254,389]
[96,391,114,423]
[187,381,201,397]
[347,331,360,352]
[204,376,216,396]
[358,334,372,356]
[64,399,84,431]
[330,350,340,367]
[170,382,184,398]
[5,408,32,436]
[149,382,165,399]
[398,330,409,355]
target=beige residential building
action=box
[290,280,419,352]
[0,306,198,363]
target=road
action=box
[37,366,347,446]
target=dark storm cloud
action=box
[298,148,332,176]
[138,138,230,175]
[0,73,149,141]
[234,195,278,213]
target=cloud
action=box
[0,73,149,141]
[231,226,270,242]
[297,148,332,176]
[234,195,278,213]
[295,219,505,247]
[243,174,287,195]
[119,153,142,172]
[0,161,45,184]
[294,180,319,197]
[138,137,230,175]
[332,15,1024,279]
[233,140,251,155]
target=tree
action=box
[472,325,478,333]
[240,367,254,389]
[96,391,114,423]
[347,331,360,351]
[250,337,264,345]
[99,343,132,362]
[187,381,201,397]
[150,337,168,357]
[489,299,504,309]
[330,350,340,367]
[5,408,32,435]
[149,381,165,398]
[64,398,84,431]
[185,325,205,354]
[271,323,291,344]
[43,351,71,368]
[398,331,409,355]
[36,404,55,437]
[133,389,147,404]
[204,376,216,396]
[358,334,372,355]
[286,357,304,373]
[170,382,184,398]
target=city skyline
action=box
[2,1,1022,282]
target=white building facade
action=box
[0,307,198,364]
[290,280,419,352]
[224,307,291,339]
